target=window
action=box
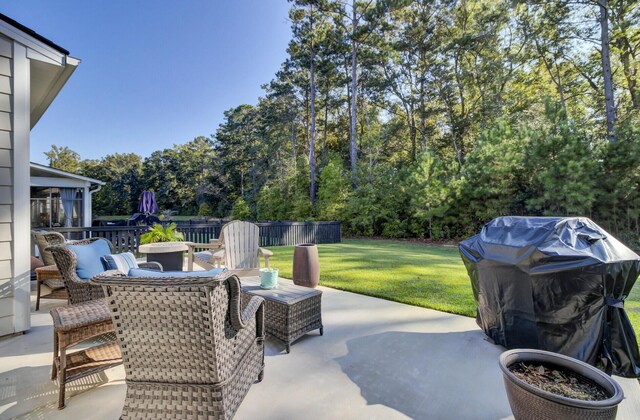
[30,187,83,228]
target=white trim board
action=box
[0,20,66,65]
[30,162,104,185]
[30,176,92,188]
[12,42,31,333]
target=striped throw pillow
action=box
[101,252,139,274]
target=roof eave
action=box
[0,14,79,128]
[30,56,80,129]
[30,162,106,186]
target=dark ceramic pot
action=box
[292,244,320,288]
[146,251,184,271]
[499,349,624,420]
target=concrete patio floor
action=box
[2,279,640,419]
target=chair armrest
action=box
[185,241,222,250]
[240,296,265,336]
[139,261,163,271]
[259,248,272,267]
[259,248,273,257]
[186,241,223,270]
[212,250,224,260]
[226,274,265,336]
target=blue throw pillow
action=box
[102,252,139,274]
[67,239,112,280]
[128,268,226,278]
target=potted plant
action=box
[499,349,624,420]
[139,223,186,271]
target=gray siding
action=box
[0,35,12,335]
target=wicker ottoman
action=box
[50,300,122,409]
[241,277,323,353]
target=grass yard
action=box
[268,238,640,346]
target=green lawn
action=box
[268,239,640,346]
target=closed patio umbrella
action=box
[137,191,158,214]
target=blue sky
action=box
[2,0,292,164]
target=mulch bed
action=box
[509,362,609,401]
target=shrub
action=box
[198,202,213,217]
[231,197,252,220]
[140,223,184,244]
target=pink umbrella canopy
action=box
[137,191,158,214]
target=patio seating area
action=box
[2,274,640,419]
[2,5,640,419]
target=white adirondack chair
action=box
[186,239,223,271]
[187,221,272,276]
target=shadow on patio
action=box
[0,365,111,419]
[336,330,510,419]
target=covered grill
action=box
[459,216,640,377]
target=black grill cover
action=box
[459,216,640,377]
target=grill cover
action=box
[459,216,640,377]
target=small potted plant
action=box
[499,349,624,420]
[139,223,186,271]
[259,267,279,289]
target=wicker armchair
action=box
[32,230,66,289]
[92,271,265,419]
[32,230,65,266]
[48,238,162,304]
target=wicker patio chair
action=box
[32,230,66,289]
[187,221,272,276]
[48,238,162,304]
[91,271,266,419]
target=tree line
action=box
[46,0,640,248]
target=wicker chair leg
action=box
[57,345,66,409]
[36,279,42,311]
[51,332,58,380]
[257,369,264,382]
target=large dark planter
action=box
[292,244,320,288]
[146,251,183,271]
[139,242,188,271]
[499,349,624,420]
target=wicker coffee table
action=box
[241,277,323,353]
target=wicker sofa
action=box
[91,270,265,419]
[47,238,162,304]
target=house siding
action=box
[0,35,13,335]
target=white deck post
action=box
[11,42,30,333]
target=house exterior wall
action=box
[0,35,30,336]
[0,35,15,335]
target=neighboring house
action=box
[0,14,79,337]
[30,162,104,229]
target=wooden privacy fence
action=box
[46,226,147,255]
[255,221,341,246]
[47,221,341,256]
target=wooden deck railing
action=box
[47,221,341,255]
